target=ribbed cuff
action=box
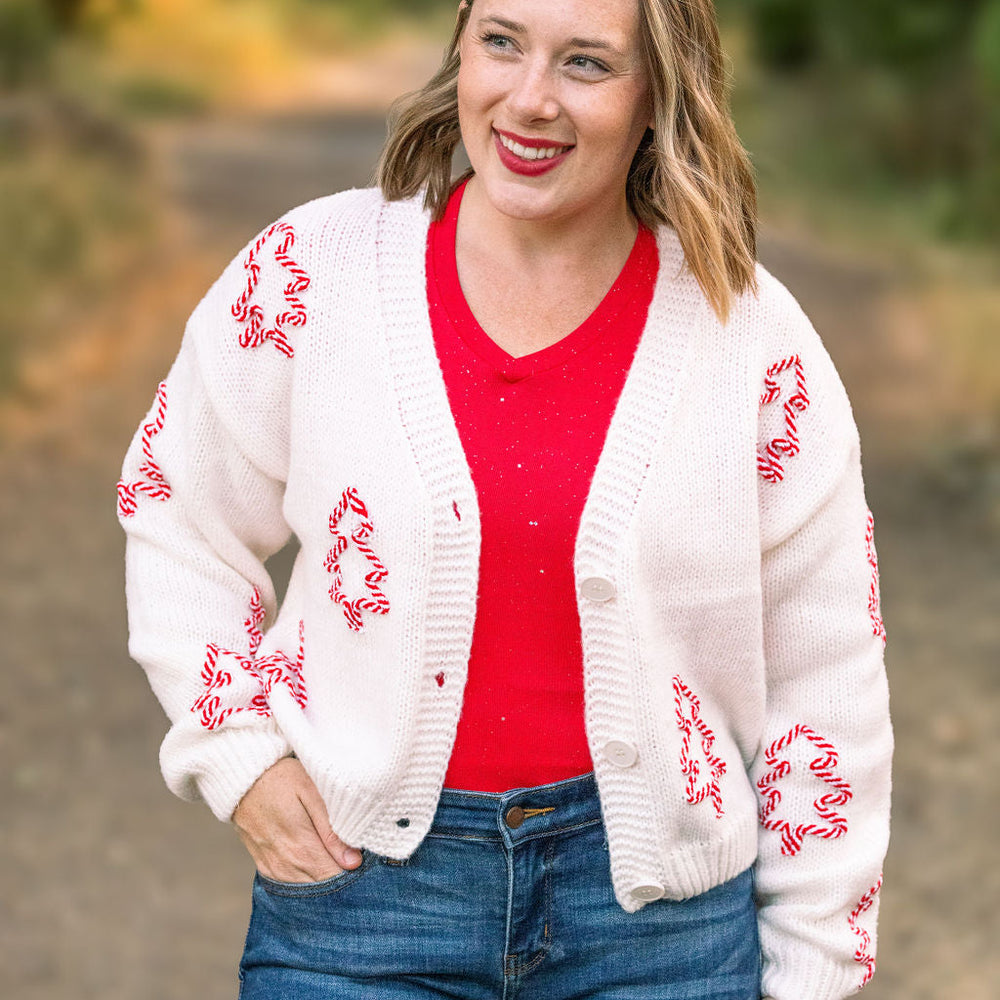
[762,946,865,1000]
[161,724,293,822]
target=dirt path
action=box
[1,113,996,1000]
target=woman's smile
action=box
[493,128,575,176]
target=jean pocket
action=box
[254,850,375,898]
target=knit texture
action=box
[118,188,892,1000]
[428,180,659,791]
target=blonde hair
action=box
[376,0,757,322]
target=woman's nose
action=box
[506,61,560,122]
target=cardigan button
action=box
[602,741,638,768]
[631,883,666,902]
[580,577,616,603]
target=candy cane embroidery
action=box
[231,221,310,358]
[191,589,307,731]
[757,724,853,856]
[255,620,307,709]
[117,381,172,518]
[193,643,261,731]
[325,488,390,632]
[245,588,266,657]
[673,676,726,818]
[865,510,887,645]
[758,355,810,483]
[849,875,883,988]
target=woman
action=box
[117,1,892,998]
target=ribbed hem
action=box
[660,815,758,899]
[610,813,758,913]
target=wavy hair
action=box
[376,0,757,322]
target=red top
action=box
[427,182,659,791]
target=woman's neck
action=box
[453,176,642,358]
[456,175,638,273]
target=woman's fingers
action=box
[232,757,361,882]
[296,773,364,871]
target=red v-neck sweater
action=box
[427,183,659,792]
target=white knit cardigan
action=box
[119,188,892,1000]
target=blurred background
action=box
[0,1,996,998]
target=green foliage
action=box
[42,0,87,29]
[0,93,150,395]
[740,0,1000,240]
[115,74,207,117]
[745,0,817,70]
[0,0,57,87]
[973,0,1000,95]
[820,1,976,69]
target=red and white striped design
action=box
[848,875,883,987]
[231,221,310,358]
[117,381,172,518]
[758,355,810,483]
[253,619,308,710]
[673,675,727,818]
[865,510,887,645]
[325,487,391,632]
[757,723,853,856]
[245,587,266,658]
[192,643,257,731]
[191,590,307,731]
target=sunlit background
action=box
[1,2,997,998]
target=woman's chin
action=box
[465,170,581,228]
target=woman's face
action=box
[458,0,652,229]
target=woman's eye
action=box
[567,55,610,75]
[481,32,515,53]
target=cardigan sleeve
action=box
[751,278,893,1000]
[116,214,309,822]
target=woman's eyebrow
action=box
[479,17,624,58]
[568,37,625,58]
[480,16,527,33]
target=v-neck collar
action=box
[428,181,656,383]
[376,191,707,582]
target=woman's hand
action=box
[232,757,363,882]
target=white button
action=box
[631,883,666,902]
[602,741,638,768]
[581,577,616,603]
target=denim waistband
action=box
[428,772,603,847]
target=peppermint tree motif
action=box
[117,381,172,518]
[325,487,391,632]
[231,221,310,358]
[758,355,810,482]
[191,589,307,731]
[757,724,853,856]
[673,675,727,818]
[849,875,883,988]
[865,510,887,645]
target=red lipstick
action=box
[493,128,574,177]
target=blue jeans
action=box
[239,772,761,999]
